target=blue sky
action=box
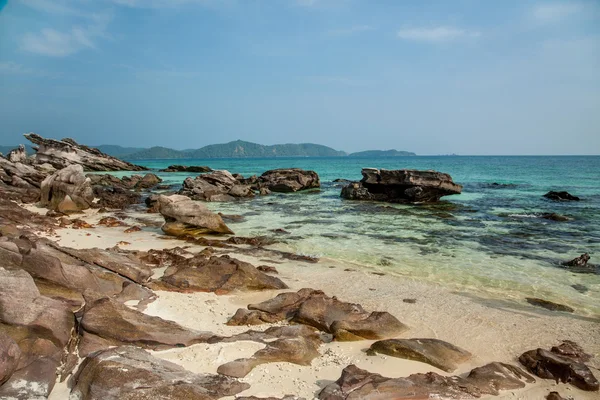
[0,0,599,155]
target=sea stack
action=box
[341,168,462,203]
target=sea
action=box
[121,156,600,316]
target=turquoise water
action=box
[128,156,600,315]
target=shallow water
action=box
[123,156,600,316]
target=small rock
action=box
[526,297,574,313]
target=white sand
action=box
[24,205,599,400]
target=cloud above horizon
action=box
[397,26,481,42]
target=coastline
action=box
[24,204,599,400]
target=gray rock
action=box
[40,164,94,213]
[258,168,320,193]
[158,194,234,236]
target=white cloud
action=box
[328,25,373,36]
[397,26,480,42]
[21,28,95,56]
[532,2,583,22]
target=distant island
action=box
[1,139,416,159]
[348,149,416,157]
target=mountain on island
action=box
[348,149,416,157]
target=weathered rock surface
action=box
[153,253,288,293]
[24,132,147,171]
[0,332,21,385]
[227,288,407,341]
[180,170,254,201]
[6,145,28,163]
[88,172,162,190]
[341,168,462,203]
[71,346,249,400]
[519,344,598,391]
[258,168,320,193]
[367,338,472,372]
[319,362,535,399]
[546,392,566,400]
[526,297,574,313]
[158,194,234,236]
[40,164,94,213]
[543,191,580,201]
[0,155,46,190]
[160,164,213,173]
[562,253,596,274]
[79,296,212,356]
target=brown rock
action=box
[159,194,234,236]
[258,168,320,193]
[0,332,21,385]
[97,216,127,227]
[180,170,254,201]
[40,164,94,212]
[526,297,574,313]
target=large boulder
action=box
[341,168,462,203]
[158,194,234,236]
[70,346,249,400]
[179,170,254,201]
[24,133,147,171]
[160,165,212,173]
[258,168,320,192]
[40,164,94,213]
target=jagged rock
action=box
[0,156,45,188]
[93,185,141,209]
[543,191,580,201]
[551,340,592,363]
[319,363,535,399]
[70,346,249,400]
[40,164,94,213]
[153,254,288,293]
[24,132,147,171]
[526,297,574,313]
[159,165,213,173]
[180,170,254,201]
[211,325,319,344]
[97,216,127,227]
[158,194,234,236]
[0,332,21,385]
[519,345,598,391]
[562,253,596,274]
[79,296,212,356]
[0,268,74,399]
[341,168,462,203]
[367,338,472,372]
[88,172,162,190]
[227,289,407,341]
[258,168,320,192]
[6,144,28,163]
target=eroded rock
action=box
[40,164,94,213]
[158,194,234,236]
[258,168,320,193]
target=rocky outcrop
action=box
[158,194,234,236]
[562,253,596,273]
[159,165,212,173]
[319,362,535,399]
[0,156,46,188]
[519,342,598,391]
[71,346,249,400]
[180,170,254,201]
[6,145,28,163]
[543,191,580,201]
[152,253,288,293]
[258,168,320,193]
[40,164,94,213]
[0,333,21,386]
[24,132,147,171]
[227,288,408,341]
[88,172,162,190]
[367,338,472,372]
[341,168,462,203]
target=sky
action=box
[0,0,599,155]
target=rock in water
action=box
[543,191,580,201]
[341,168,462,203]
[158,194,234,236]
[525,297,574,313]
[562,253,596,273]
[180,170,254,201]
[24,132,147,171]
[258,168,320,192]
[366,338,472,372]
[159,165,213,173]
[40,164,94,213]
[70,346,249,400]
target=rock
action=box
[94,186,142,209]
[98,216,127,227]
[154,254,288,293]
[159,165,212,173]
[40,164,94,213]
[179,170,254,201]
[546,392,566,400]
[79,296,212,356]
[0,332,21,385]
[0,156,45,188]
[258,169,320,192]
[227,289,407,341]
[71,346,249,400]
[341,168,462,203]
[158,194,234,236]
[526,297,574,313]
[367,338,472,372]
[543,191,580,201]
[551,340,592,363]
[541,212,570,222]
[145,193,161,212]
[562,253,596,274]
[124,225,142,233]
[519,347,598,391]
[571,284,588,293]
[6,144,28,163]
[136,173,162,189]
[24,133,147,171]
[238,397,305,400]
[225,236,276,247]
[257,265,279,274]
[218,212,245,222]
[319,363,535,399]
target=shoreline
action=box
[22,204,599,400]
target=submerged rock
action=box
[24,132,147,171]
[40,164,94,213]
[341,168,462,203]
[158,194,234,236]
[366,338,472,372]
[543,191,580,201]
[541,212,570,222]
[159,164,212,173]
[526,297,574,313]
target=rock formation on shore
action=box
[24,133,147,171]
[341,168,462,203]
[159,165,213,173]
[158,194,234,235]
